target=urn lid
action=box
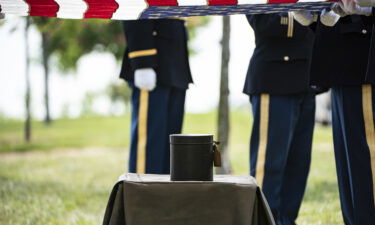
[170,134,213,144]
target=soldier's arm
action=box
[122,20,158,70]
[246,14,281,31]
[246,13,289,37]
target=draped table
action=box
[102,173,275,225]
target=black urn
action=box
[170,134,218,181]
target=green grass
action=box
[0,112,342,224]
[0,148,124,225]
[0,116,130,152]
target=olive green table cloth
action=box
[102,173,275,225]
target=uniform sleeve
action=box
[246,14,273,32]
[246,14,289,37]
[122,20,158,70]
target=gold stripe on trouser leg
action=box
[136,89,149,174]
[256,94,270,187]
[362,84,375,205]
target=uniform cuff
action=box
[128,49,158,70]
[128,49,157,59]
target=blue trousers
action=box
[128,84,186,174]
[331,85,375,225]
[250,93,316,225]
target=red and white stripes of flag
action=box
[0,0,334,20]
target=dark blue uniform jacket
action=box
[244,13,315,95]
[119,19,193,90]
[310,15,374,87]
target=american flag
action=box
[0,0,335,20]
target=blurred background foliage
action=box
[31,16,209,72]
[32,18,125,72]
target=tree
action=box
[24,17,32,142]
[33,18,125,71]
[32,18,126,124]
[0,15,34,141]
[216,16,231,174]
[41,22,51,124]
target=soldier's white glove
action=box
[332,3,348,17]
[355,0,375,7]
[292,11,316,26]
[320,9,341,26]
[134,68,157,91]
[339,0,373,16]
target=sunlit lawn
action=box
[0,111,342,225]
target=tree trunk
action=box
[216,16,231,174]
[41,32,51,124]
[24,18,32,142]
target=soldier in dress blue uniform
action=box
[244,13,317,225]
[294,3,375,224]
[119,19,193,174]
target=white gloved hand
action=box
[339,0,373,16]
[355,0,375,7]
[292,11,316,26]
[320,9,341,26]
[332,3,348,17]
[134,68,157,91]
